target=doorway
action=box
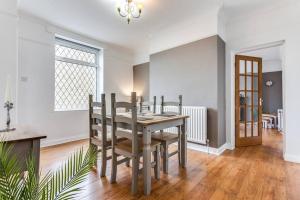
[235,44,284,148]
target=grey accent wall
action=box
[262,71,283,114]
[133,62,150,100]
[217,36,226,147]
[149,35,226,148]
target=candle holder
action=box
[0,101,16,132]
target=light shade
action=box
[117,0,143,24]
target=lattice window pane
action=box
[55,38,99,111]
[55,44,96,64]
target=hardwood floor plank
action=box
[40,129,300,199]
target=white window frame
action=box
[54,37,102,111]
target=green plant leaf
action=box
[21,155,52,200]
[0,141,96,200]
[41,147,97,200]
[0,142,24,200]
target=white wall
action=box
[133,9,220,65]
[217,6,226,42]
[149,10,219,55]
[17,13,133,147]
[262,60,282,73]
[0,0,18,128]
[0,0,17,14]
[225,0,300,162]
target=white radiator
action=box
[156,106,207,145]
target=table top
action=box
[0,127,47,142]
[137,115,189,125]
[106,113,189,126]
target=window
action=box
[55,37,101,111]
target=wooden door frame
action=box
[229,40,285,150]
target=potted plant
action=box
[0,142,97,200]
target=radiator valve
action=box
[206,139,210,154]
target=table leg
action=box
[143,126,152,195]
[32,139,41,177]
[180,119,187,167]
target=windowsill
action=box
[54,109,89,112]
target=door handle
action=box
[259,98,263,106]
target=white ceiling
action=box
[18,0,284,54]
[18,0,221,52]
[223,0,283,19]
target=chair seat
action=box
[115,139,161,157]
[91,130,126,146]
[151,132,179,143]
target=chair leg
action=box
[110,151,117,183]
[126,160,130,167]
[178,127,181,166]
[100,147,106,177]
[177,139,181,166]
[131,156,139,194]
[154,146,160,180]
[162,143,169,174]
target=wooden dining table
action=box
[107,114,189,195]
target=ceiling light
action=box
[117,0,143,24]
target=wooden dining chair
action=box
[89,94,129,177]
[139,96,157,114]
[152,95,183,173]
[110,92,161,194]
[89,94,110,177]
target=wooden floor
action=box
[40,129,300,200]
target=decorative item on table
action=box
[239,92,247,105]
[0,75,16,132]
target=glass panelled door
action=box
[235,55,262,147]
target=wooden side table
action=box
[0,127,47,174]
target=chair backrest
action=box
[89,94,107,143]
[111,92,139,155]
[161,95,183,115]
[139,96,157,114]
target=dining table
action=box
[107,113,189,195]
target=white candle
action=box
[4,75,11,103]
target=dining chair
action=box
[110,92,161,194]
[89,94,110,177]
[89,94,129,177]
[139,96,157,114]
[151,95,183,173]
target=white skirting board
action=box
[284,153,300,164]
[187,142,232,156]
[42,136,300,164]
[42,136,232,156]
[41,134,88,148]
